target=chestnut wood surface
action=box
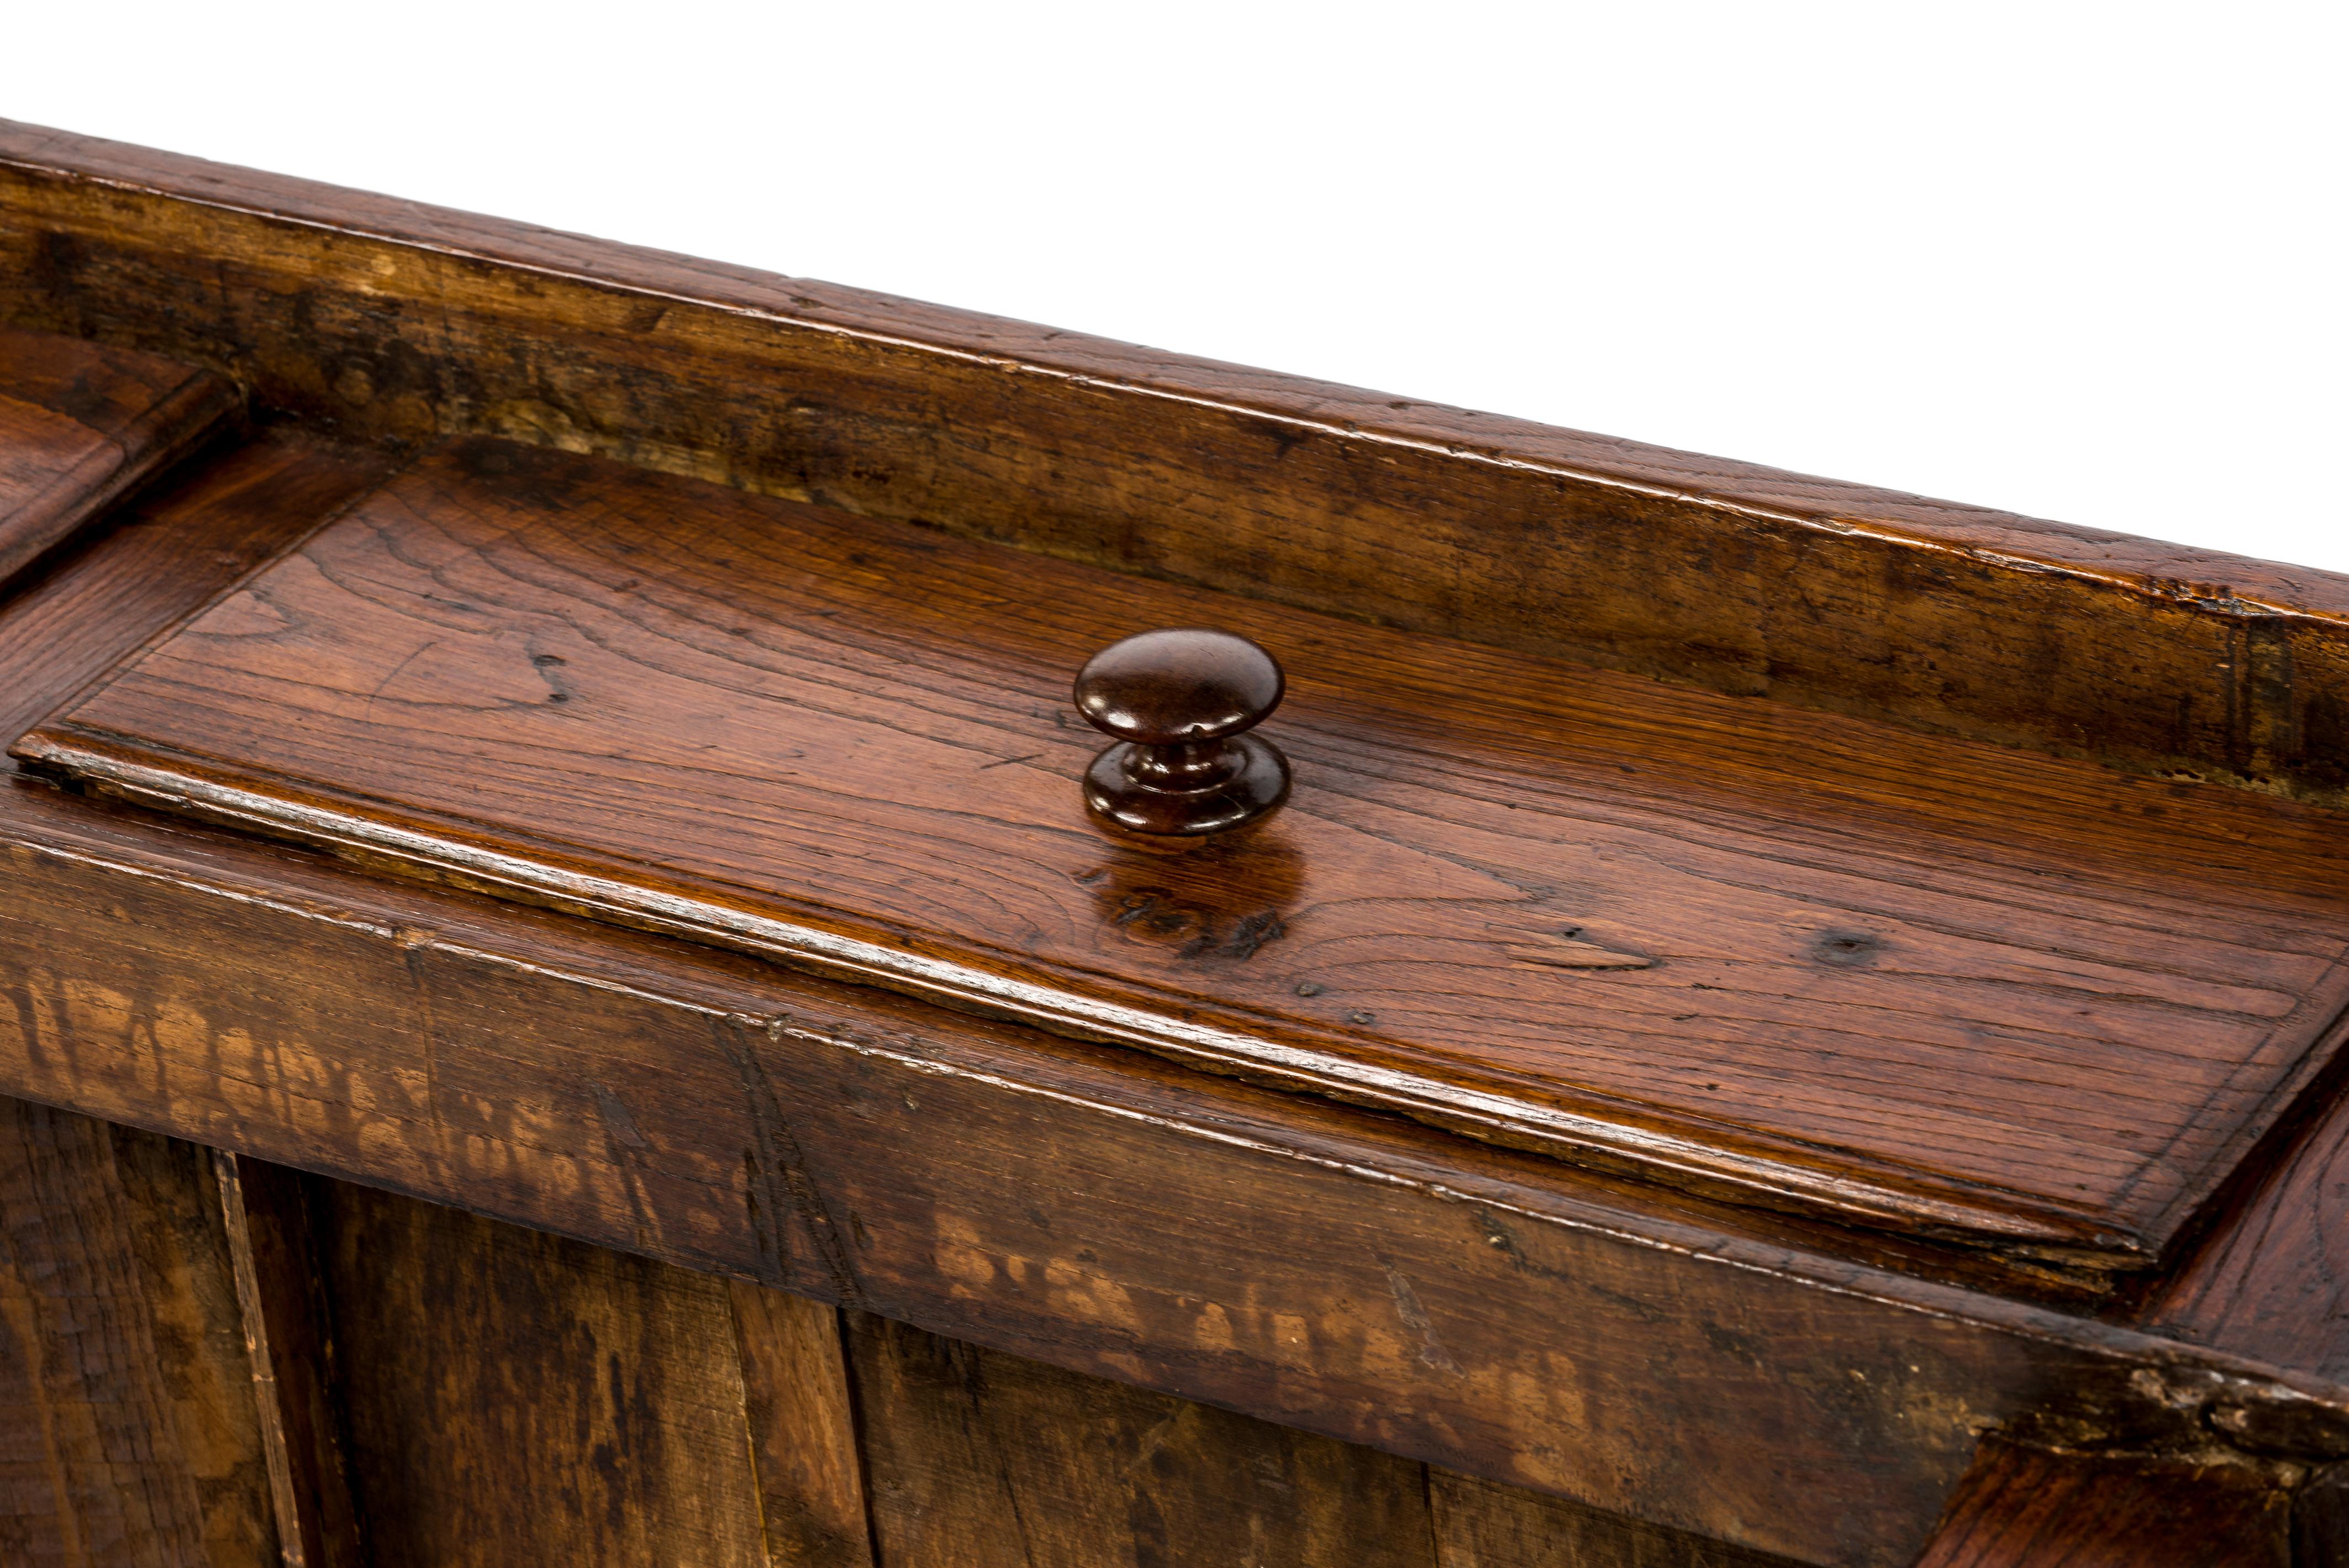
[24,434,2349,1279]
[217,1153,363,1568]
[1429,1470,1802,1568]
[2150,1090,2349,1377]
[312,1177,779,1568]
[0,323,238,594]
[0,412,2121,1565]
[3,124,2349,1564]
[844,1307,1440,1568]
[0,1100,278,1566]
[7,119,2349,814]
[15,760,2349,1564]
[250,1151,1840,1568]
[726,1279,874,1567]
[0,427,392,749]
[1912,1438,2293,1567]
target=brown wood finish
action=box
[22,435,2349,1278]
[0,438,2335,1562]
[217,1154,362,1568]
[2141,1041,2349,1407]
[846,1307,1437,1568]
[0,1099,279,1566]
[2297,1465,2349,1566]
[5,122,2348,812]
[310,1177,780,1567]
[0,427,393,750]
[8,769,2347,1564]
[16,1119,1797,1568]
[0,323,239,595]
[0,123,2346,1564]
[1912,1438,2292,1567]
[1429,1470,1803,1568]
[727,1281,876,1566]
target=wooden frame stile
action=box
[0,120,2347,1566]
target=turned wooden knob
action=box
[1073,629,1291,835]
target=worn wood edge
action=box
[0,354,243,597]
[10,723,2153,1269]
[723,1281,879,1567]
[2138,1079,2349,1406]
[6,118,2349,812]
[2122,961,2349,1293]
[2,118,2340,624]
[0,432,408,736]
[224,1155,366,1568]
[2118,990,2349,1344]
[211,1148,312,1567]
[1912,1435,2299,1567]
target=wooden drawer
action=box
[0,121,2343,1566]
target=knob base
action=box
[1084,734,1290,836]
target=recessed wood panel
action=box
[0,324,238,594]
[22,436,2349,1271]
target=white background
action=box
[10,3,2345,571]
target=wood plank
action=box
[1911,1439,2289,1567]
[5,119,2349,812]
[217,1154,362,1568]
[846,1308,1436,1568]
[0,323,238,594]
[23,435,2349,1272]
[1430,1468,1803,1567]
[0,1096,279,1566]
[2295,1465,2349,1566]
[728,1281,875,1567]
[309,1176,770,1568]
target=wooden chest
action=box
[1,121,2345,1566]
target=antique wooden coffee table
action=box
[1,122,2343,1566]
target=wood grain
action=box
[1911,1438,2290,1567]
[310,1175,771,1568]
[2295,1465,2349,1566]
[3,123,2349,1568]
[2141,1071,2349,1396]
[217,1154,362,1568]
[24,435,2349,1274]
[0,425,392,753]
[0,1097,278,1566]
[846,1307,1437,1568]
[0,462,2331,1565]
[209,1151,308,1567]
[8,762,2346,1564]
[1430,1468,1802,1567]
[0,323,238,594]
[728,1281,876,1567]
[6,119,2349,813]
